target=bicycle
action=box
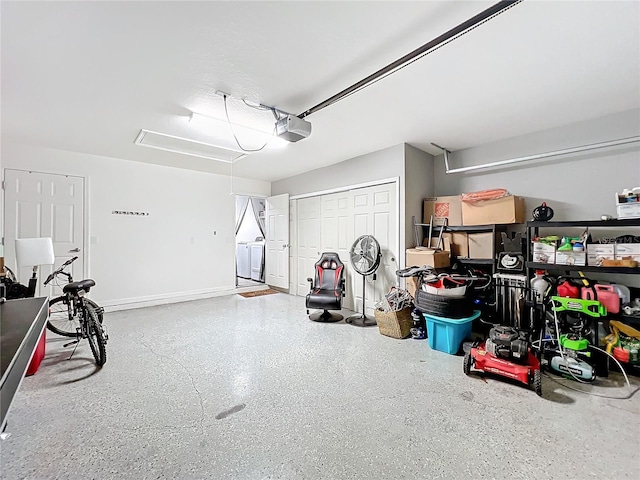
[44,256,107,367]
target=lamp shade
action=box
[15,237,55,267]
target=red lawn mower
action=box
[463,326,542,396]
[462,273,543,397]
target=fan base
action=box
[345,314,377,327]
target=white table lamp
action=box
[15,238,55,297]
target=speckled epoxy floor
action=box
[2,292,639,479]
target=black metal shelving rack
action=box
[412,217,510,272]
[525,218,640,375]
[526,218,640,276]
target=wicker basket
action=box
[374,307,414,339]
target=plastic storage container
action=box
[423,310,481,354]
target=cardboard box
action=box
[405,248,450,298]
[468,232,495,259]
[587,244,615,266]
[422,237,452,252]
[532,242,555,264]
[615,192,640,219]
[555,251,586,266]
[615,243,640,262]
[406,248,451,269]
[616,203,640,219]
[423,196,462,226]
[447,232,469,258]
[462,195,525,226]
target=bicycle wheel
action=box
[47,296,79,337]
[84,305,107,367]
[85,298,104,324]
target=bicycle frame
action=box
[61,291,90,336]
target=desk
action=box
[0,297,48,432]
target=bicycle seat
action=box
[63,279,95,294]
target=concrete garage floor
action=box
[2,292,638,479]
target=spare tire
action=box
[414,290,473,319]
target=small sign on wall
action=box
[112,210,150,216]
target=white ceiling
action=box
[2,1,639,182]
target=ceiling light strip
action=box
[134,129,246,163]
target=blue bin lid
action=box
[423,310,481,324]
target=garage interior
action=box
[1,1,639,479]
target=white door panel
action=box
[4,169,85,297]
[296,196,321,295]
[265,193,289,290]
[346,183,397,315]
[320,191,353,308]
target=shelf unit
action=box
[525,219,640,375]
[412,216,510,271]
[526,219,640,275]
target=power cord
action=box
[223,94,273,153]
[531,306,635,399]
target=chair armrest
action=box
[340,278,346,296]
[307,277,313,285]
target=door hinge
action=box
[1,181,4,190]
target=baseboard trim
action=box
[101,284,269,312]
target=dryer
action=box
[249,239,265,282]
[236,242,251,279]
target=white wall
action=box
[272,142,436,265]
[1,141,270,308]
[404,144,435,250]
[271,144,405,197]
[433,109,640,221]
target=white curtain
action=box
[235,196,250,234]
[250,197,266,238]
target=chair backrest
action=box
[313,252,344,291]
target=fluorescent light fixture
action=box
[134,129,247,163]
[189,112,289,149]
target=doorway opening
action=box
[235,195,266,288]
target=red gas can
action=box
[557,280,580,298]
[582,284,620,314]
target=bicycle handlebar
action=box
[44,256,78,285]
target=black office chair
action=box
[306,252,346,322]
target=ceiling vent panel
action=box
[134,129,246,163]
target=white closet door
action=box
[292,182,398,316]
[320,191,353,308]
[295,196,322,296]
[350,183,397,315]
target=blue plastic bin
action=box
[424,310,481,354]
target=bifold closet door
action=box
[293,182,397,315]
[295,196,322,296]
[348,183,397,315]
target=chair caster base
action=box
[309,310,343,323]
[345,314,377,327]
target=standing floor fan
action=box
[346,235,382,327]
